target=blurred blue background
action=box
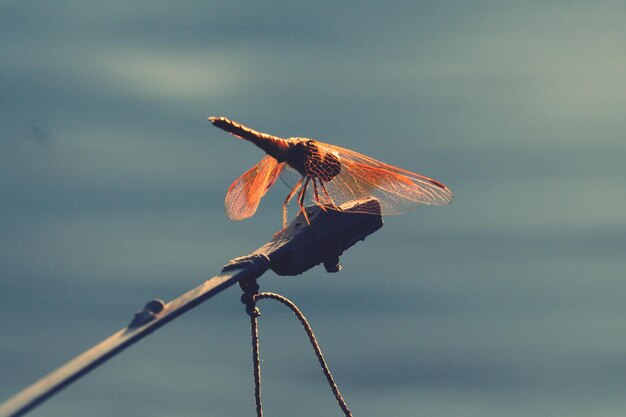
[2,1,626,416]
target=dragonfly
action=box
[209,116,453,228]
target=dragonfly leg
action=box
[282,177,303,228]
[311,179,327,211]
[298,177,311,225]
[319,181,339,210]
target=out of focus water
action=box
[2,1,626,416]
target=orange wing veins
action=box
[225,155,285,221]
[311,142,453,214]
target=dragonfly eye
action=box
[303,142,341,182]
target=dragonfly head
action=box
[290,138,341,183]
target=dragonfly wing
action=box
[225,155,285,221]
[314,142,453,215]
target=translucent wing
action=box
[225,155,285,221]
[304,142,453,215]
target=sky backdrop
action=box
[2,1,626,416]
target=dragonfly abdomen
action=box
[209,116,291,162]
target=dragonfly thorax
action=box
[286,138,341,183]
